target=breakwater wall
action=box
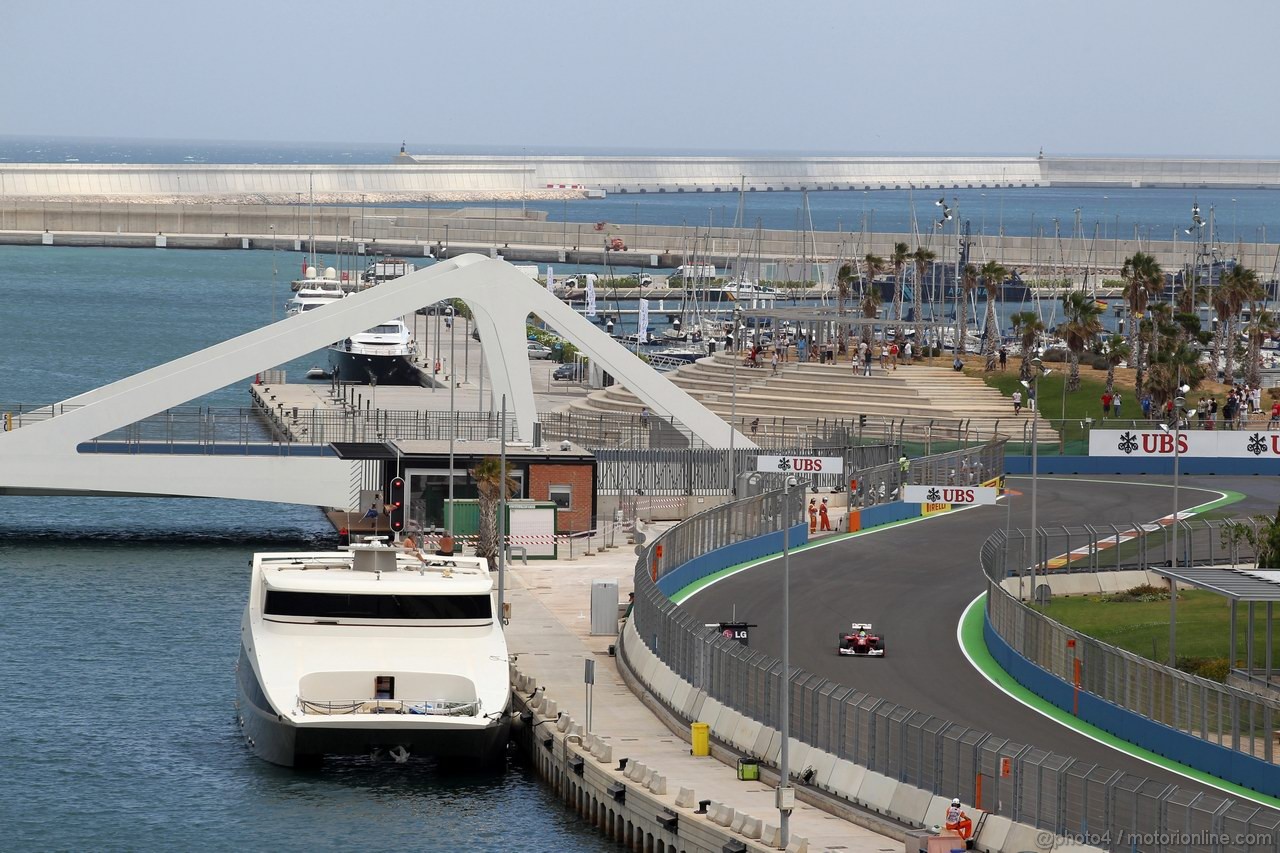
[2,200,1274,275]
[7,156,1280,201]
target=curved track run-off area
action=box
[680,475,1280,796]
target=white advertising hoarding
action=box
[755,455,844,475]
[1088,429,1280,459]
[902,485,998,505]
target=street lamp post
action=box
[1022,357,1046,595]
[729,306,742,494]
[1162,384,1189,665]
[778,475,797,847]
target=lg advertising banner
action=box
[1089,429,1280,459]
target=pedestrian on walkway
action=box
[998,346,1008,371]
[818,498,832,531]
[863,345,873,377]
[808,499,818,533]
[770,350,779,375]
[903,340,913,364]
[1012,389,1022,415]
[889,343,899,370]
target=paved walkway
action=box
[504,527,900,852]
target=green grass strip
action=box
[959,595,1280,807]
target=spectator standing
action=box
[770,349,779,375]
[1270,401,1280,430]
[998,346,1008,371]
[1141,394,1152,419]
[1012,389,1023,415]
[904,340,913,364]
[863,345,873,377]
[1112,391,1122,419]
[808,499,818,533]
[1208,397,1218,429]
[889,342,899,370]
[1101,391,1112,417]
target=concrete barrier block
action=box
[685,690,708,720]
[670,679,692,713]
[529,692,544,711]
[752,725,777,759]
[785,739,811,780]
[648,667,677,703]
[856,770,899,814]
[1049,573,1101,597]
[762,824,781,847]
[999,820,1042,853]
[784,835,809,853]
[640,768,656,788]
[675,787,696,808]
[639,654,660,686]
[888,783,932,826]
[804,749,837,790]
[648,774,667,796]
[825,758,865,799]
[729,812,746,833]
[543,698,558,718]
[740,815,762,839]
[762,728,782,764]
[713,805,735,827]
[699,698,724,732]
[556,714,572,733]
[971,813,1011,852]
[732,716,762,753]
[923,795,954,830]
[712,707,742,743]
[595,744,613,764]
[626,761,647,782]
[1098,570,1147,593]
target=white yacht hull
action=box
[236,644,510,768]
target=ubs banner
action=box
[1089,429,1280,458]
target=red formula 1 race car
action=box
[837,623,885,657]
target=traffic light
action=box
[389,477,405,532]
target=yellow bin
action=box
[691,722,710,756]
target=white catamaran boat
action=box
[236,542,512,767]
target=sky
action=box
[4,0,1279,158]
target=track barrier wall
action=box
[983,525,1280,804]
[626,445,1280,852]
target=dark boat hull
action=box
[327,348,424,386]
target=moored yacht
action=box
[286,267,347,316]
[327,318,422,385]
[236,542,512,767]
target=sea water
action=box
[0,245,609,851]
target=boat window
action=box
[302,303,318,311]
[265,591,492,620]
[369,324,400,335]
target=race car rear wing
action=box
[850,622,873,631]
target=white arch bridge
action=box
[0,255,752,509]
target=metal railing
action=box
[629,451,1280,851]
[848,441,1005,508]
[984,524,1280,767]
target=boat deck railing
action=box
[299,697,482,717]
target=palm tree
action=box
[980,261,1008,371]
[1146,341,1205,410]
[911,245,936,347]
[889,241,910,333]
[1120,252,1163,376]
[1103,334,1132,396]
[1010,311,1045,381]
[835,262,854,317]
[956,263,979,356]
[1217,265,1262,383]
[1058,290,1104,392]
[1244,304,1277,388]
[470,456,518,569]
[862,254,885,319]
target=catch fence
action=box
[629,464,1280,851]
[984,524,1280,769]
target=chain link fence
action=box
[849,440,1005,508]
[984,524,1280,770]
[629,450,1280,852]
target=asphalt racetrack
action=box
[680,475,1280,797]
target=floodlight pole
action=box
[779,476,794,847]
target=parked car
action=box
[553,363,586,381]
[527,341,553,360]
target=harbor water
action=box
[0,245,610,851]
